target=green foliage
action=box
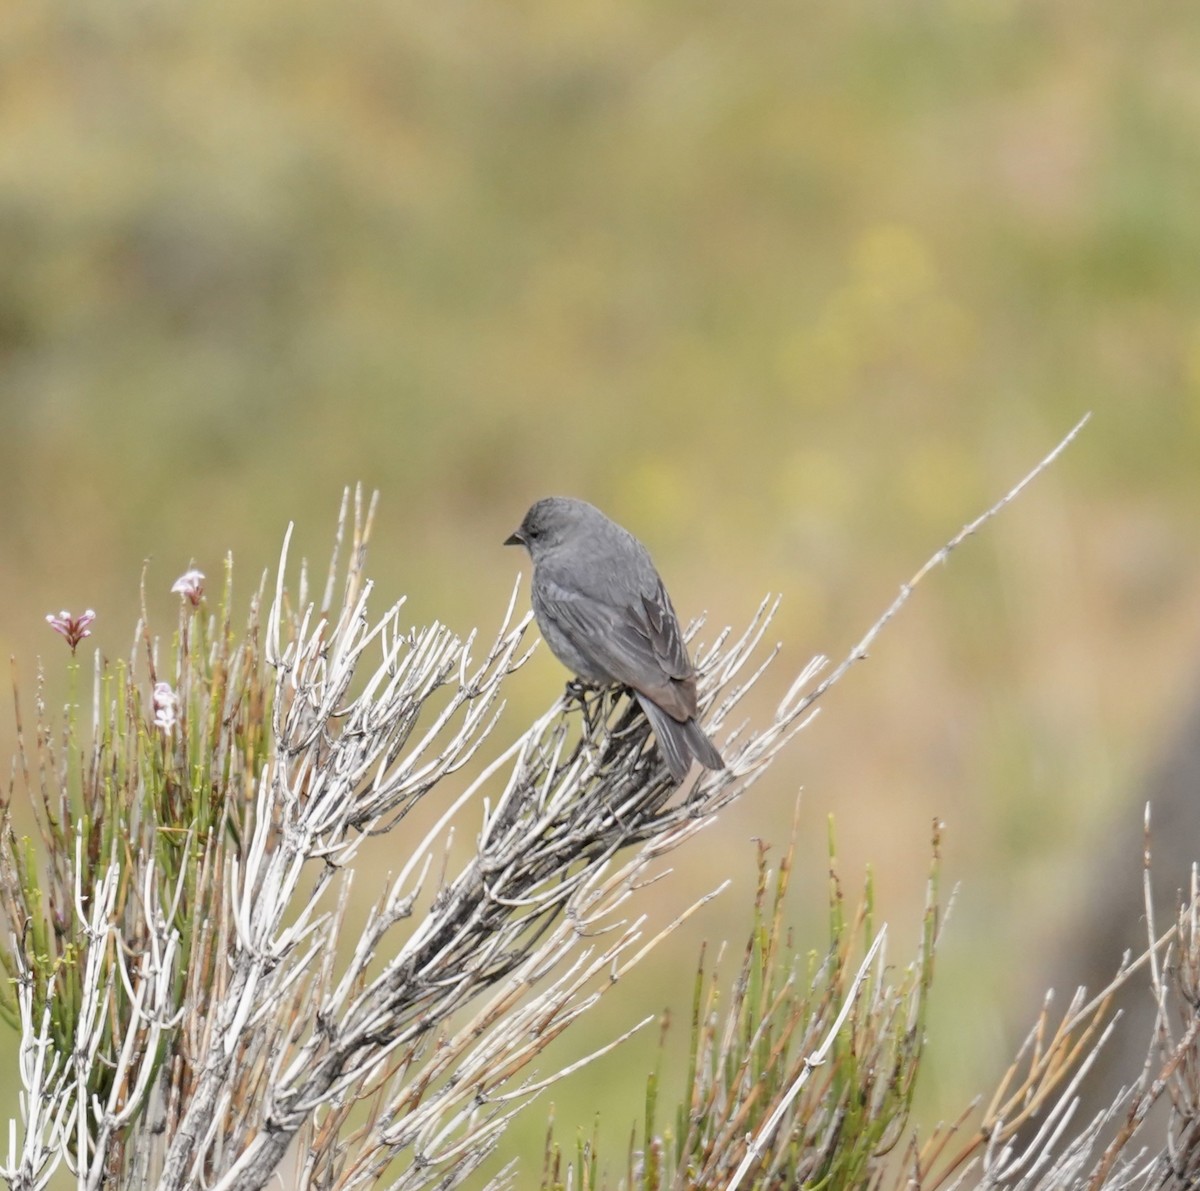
[0,563,269,1143]
[542,811,940,1189]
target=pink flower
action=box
[45,609,96,654]
[152,682,179,733]
[171,569,205,607]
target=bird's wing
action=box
[536,573,696,721]
[638,581,693,684]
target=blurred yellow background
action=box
[2,0,1199,1181]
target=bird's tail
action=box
[636,694,726,783]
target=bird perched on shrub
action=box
[505,496,724,782]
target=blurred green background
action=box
[3,0,1200,1181]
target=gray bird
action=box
[505,496,724,782]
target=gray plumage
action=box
[505,496,724,782]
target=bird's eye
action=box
[527,525,540,539]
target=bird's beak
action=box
[504,528,525,547]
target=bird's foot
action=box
[564,678,598,702]
[566,679,608,736]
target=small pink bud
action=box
[45,609,96,654]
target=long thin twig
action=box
[794,412,1092,722]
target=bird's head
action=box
[504,496,594,559]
